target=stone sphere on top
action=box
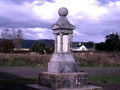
[58,7,68,16]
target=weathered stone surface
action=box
[49,7,77,73]
[39,72,88,89]
[58,7,68,16]
[48,53,78,73]
[48,61,78,73]
[51,7,75,30]
[58,86,103,90]
[27,84,102,90]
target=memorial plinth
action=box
[39,7,102,90]
[39,72,88,89]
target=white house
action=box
[72,42,95,51]
[72,45,88,51]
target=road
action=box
[0,67,120,79]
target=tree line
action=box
[0,28,54,54]
[31,41,54,54]
[0,29,120,53]
[96,33,120,52]
[0,29,22,53]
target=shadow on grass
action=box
[0,71,39,90]
[90,82,120,90]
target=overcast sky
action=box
[0,0,120,42]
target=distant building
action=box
[72,42,95,51]
[13,48,30,53]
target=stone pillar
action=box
[48,7,78,73]
[71,34,73,52]
[68,34,71,52]
[39,7,102,90]
[60,33,63,53]
[55,34,57,53]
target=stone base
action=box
[48,53,78,73]
[58,85,102,90]
[27,84,102,90]
[39,72,102,90]
[39,72,88,89]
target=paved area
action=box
[0,67,120,79]
[0,67,120,90]
[79,67,120,75]
[0,67,46,79]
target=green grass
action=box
[0,75,120,85]
[88,75,120,84]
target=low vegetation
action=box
[0,75,120,85]
[0,53,51,67]
[88,75,120,84]
[74,51,120,67]
[0,51,120,67]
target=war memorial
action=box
[39,7,102,90]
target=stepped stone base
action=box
[39,72,102,90]
[27,84,102,90]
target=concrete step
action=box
[26,84,52,90]
[26,84,102,90]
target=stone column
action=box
[60,33,63,53]
[68,34,71,53]
[48,7,78,73]
[70,34,73,52]
[55,34,57,53]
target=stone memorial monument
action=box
[39,7,102,90]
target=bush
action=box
[31,41,54,54]
[31,41,46,54]
[0,39,14,53]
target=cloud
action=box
[0,0,120,42]
[22,27,54,40]
[33,0,108,21]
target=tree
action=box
[0,29,23,52]
[105,33,120,51]
[31,41,46,54]
[0,39,14,53]
[13,29,23,50]
[31,41,54,54]
[96,42,106,51]
[1,29,13,39]
[96,33,120,51]
[45,44,54,54]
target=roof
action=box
[73,42,94,49]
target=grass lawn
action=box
[0,75,120,85]
[88,75,120,84]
